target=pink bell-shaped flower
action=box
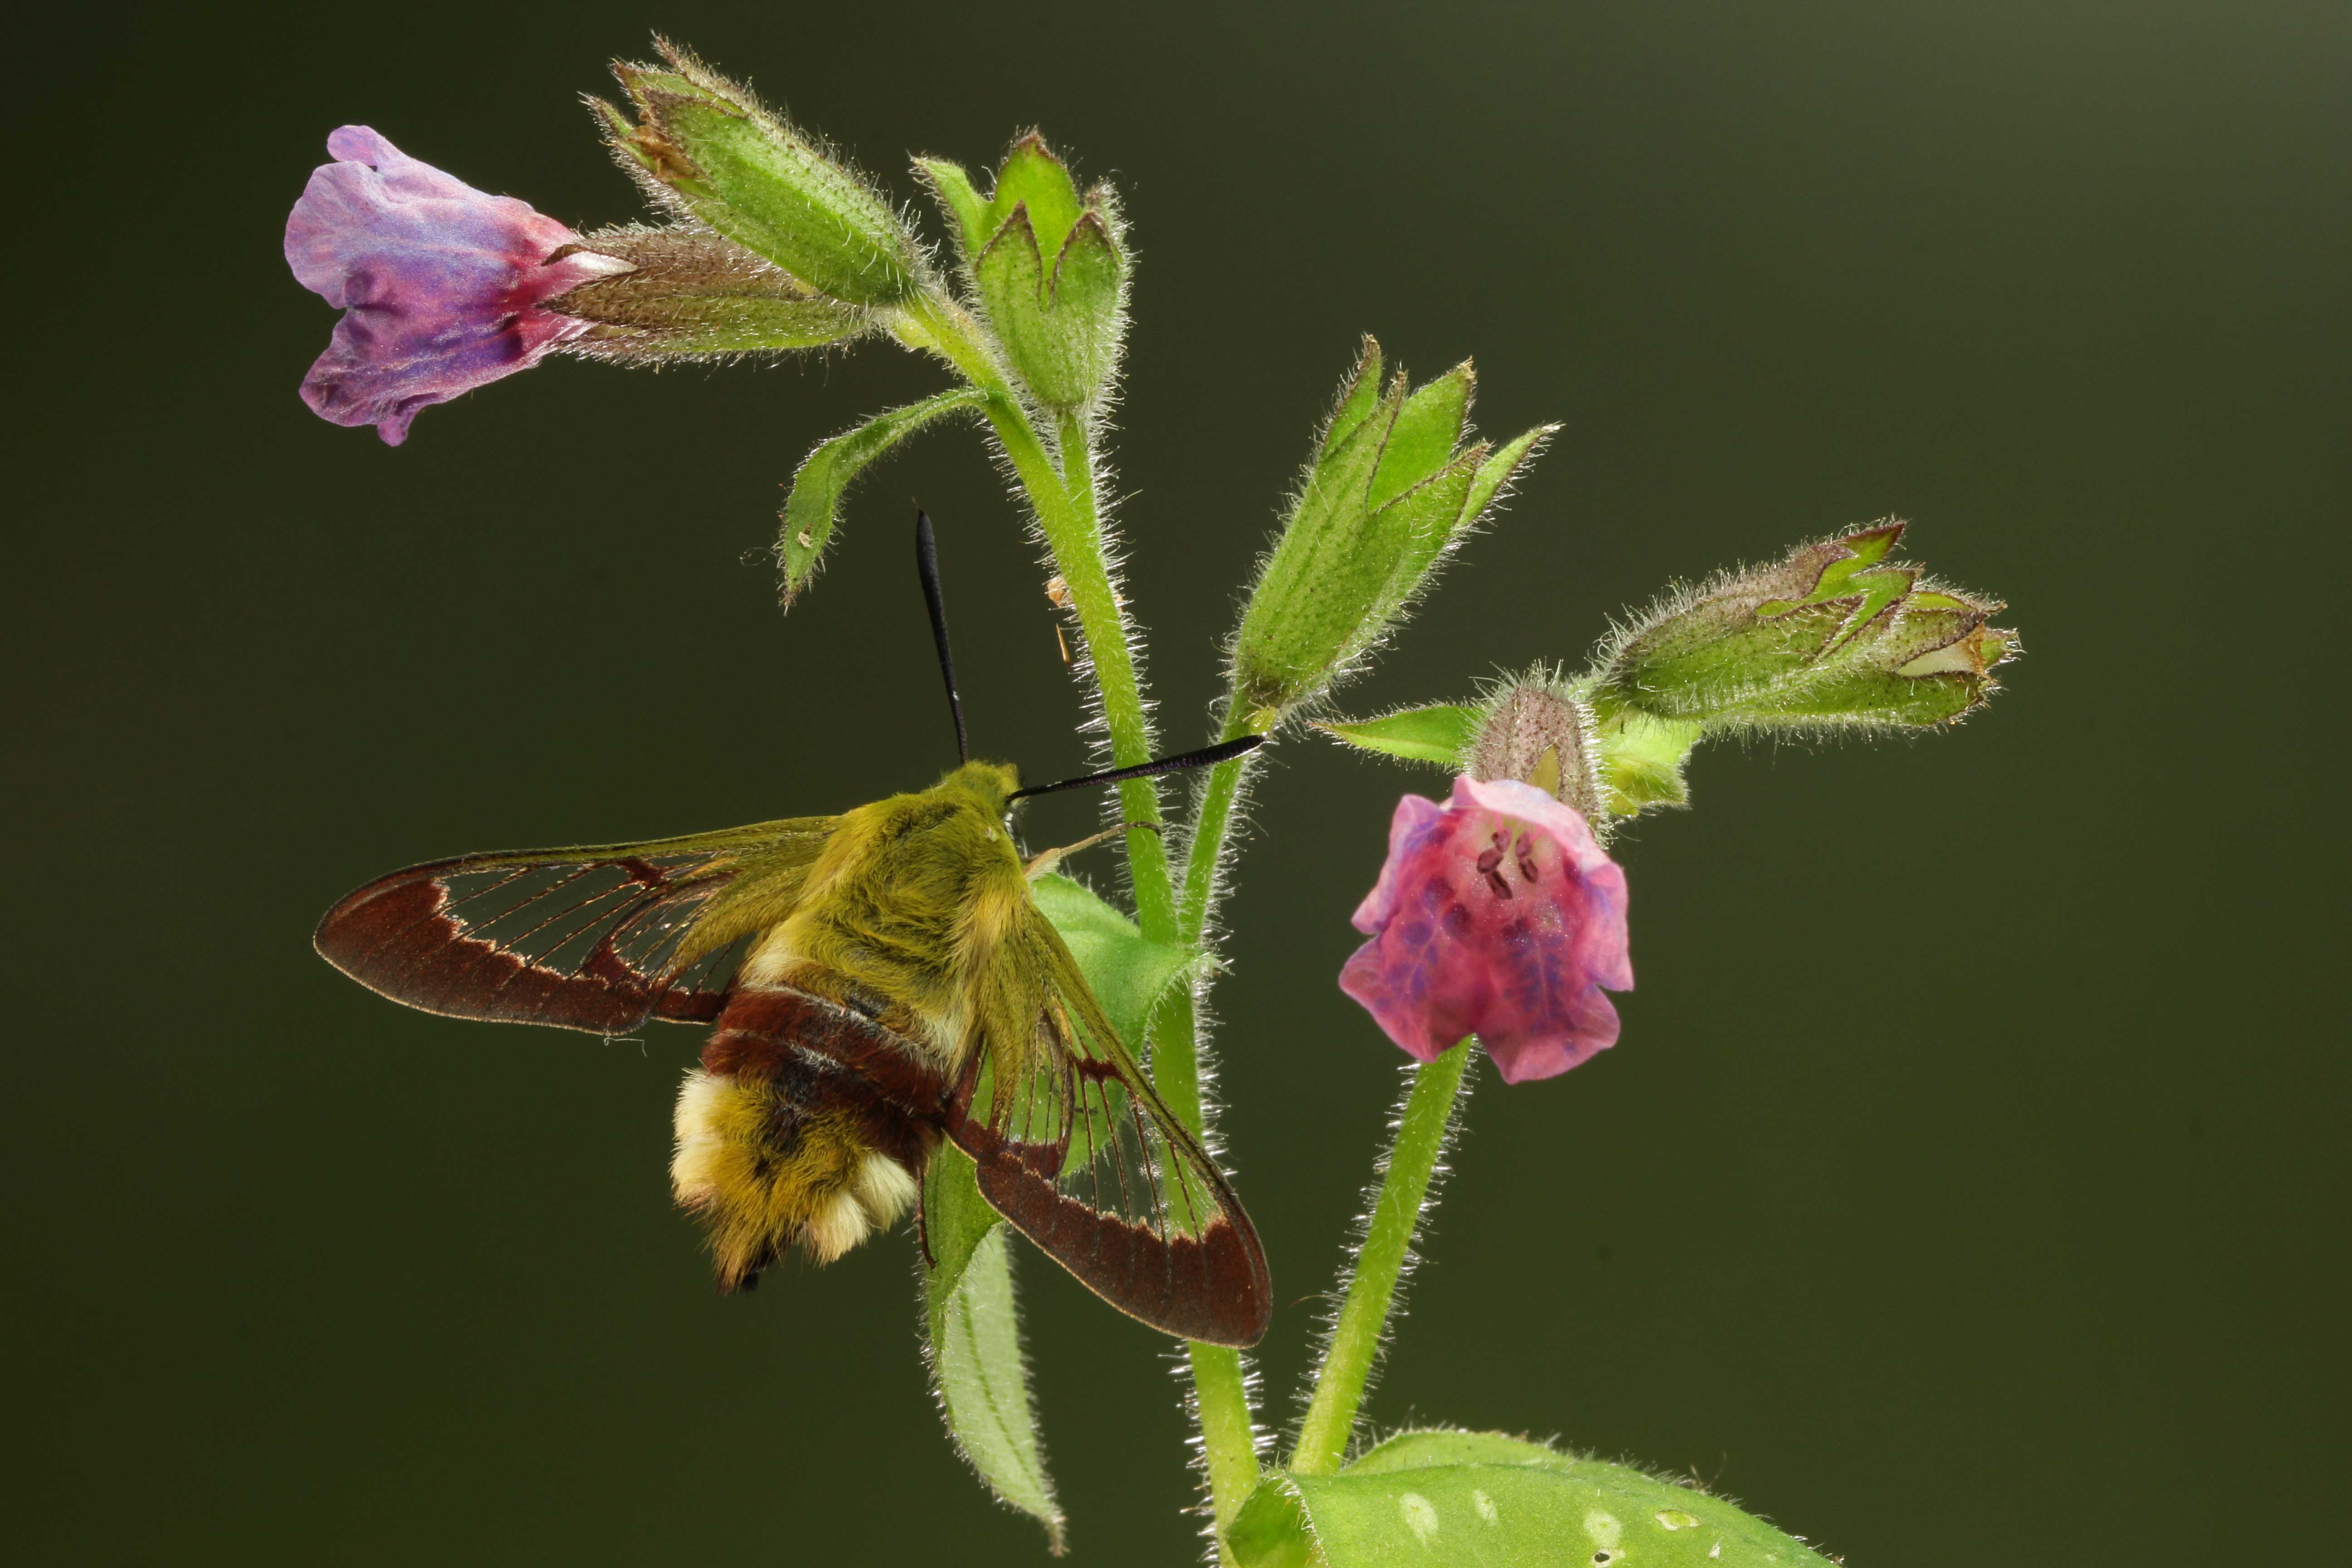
[285,127,617,445]
[1340,776,1632,1083]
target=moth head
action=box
[938,759,1022,818]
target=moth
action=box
[315,514,1271,1347]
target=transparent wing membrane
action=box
[947,910,1271,1345]
[314,819,833,1034]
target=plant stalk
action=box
[1291,1039,1473,1475]
[897,292,1257,1550]
[892,297,1178,936]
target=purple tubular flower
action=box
[285,127,615,445]
[1340,776,1633,1083]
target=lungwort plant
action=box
[289,38,2018,1565]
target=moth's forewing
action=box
[314,817,836,1034]
[944,906,1274,1349]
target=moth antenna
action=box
[1009,735,1266,801]
[914,509,970,764]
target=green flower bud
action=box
[544,226,868,359]
[1591,520,2017,732]
[1230,337,1555,727]
[594,40,920,307]
[917,136,1128,410]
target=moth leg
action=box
[914,1159,939,1270]
[1025,821,1161,881]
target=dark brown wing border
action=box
[317,847,745,1034]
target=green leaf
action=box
[1029,872,1192,1051]
[1231,1431,1836,1568]
[1317,704,1482,768]
[917,869,1187,1545]
[778,389,988,605]
[923,1150,1064,1552]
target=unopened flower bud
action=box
[919,136,1127,410]
[545,227,868,359]
[1231,338,1554,726]
[1465,675,1604,823]
[596,40,920,307]
[1592,520,2017,731]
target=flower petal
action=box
[1339,776,1633,1082]
[285,126,594,444]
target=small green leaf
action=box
[921,1145,999,1301]
[778,388,988,605]
[1236,1429,1837,1568]
[1029,872,1192,1051]
[1317,704,1482,768]
[923,1151,1064,1552]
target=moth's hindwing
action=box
[946,906,1274,1349]
[314,817,839,1034]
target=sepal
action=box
[1465,673,1606,822]
[597,39,920,306]
[1230,338,1555,725]
[920,134,1128,409]
[1591,520,2018,732]
[545,226,867,358]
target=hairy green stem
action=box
[1291,1039,1473,1475]
[894,296,1178,936]
[898,292,1255,1549]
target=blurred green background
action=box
[12,3,2344,1563]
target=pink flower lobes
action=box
[1341,777,1633,1083]
[285,127,612,445]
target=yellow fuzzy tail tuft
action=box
[670,1069,917,1286]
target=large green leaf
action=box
[1028,872,1193,1051]
[916,872,1187,1549]
[923,1149,1064,1551]
[1231,1430,1836,1568]
[777,388,987,605]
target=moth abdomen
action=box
[672,985,949,1289]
